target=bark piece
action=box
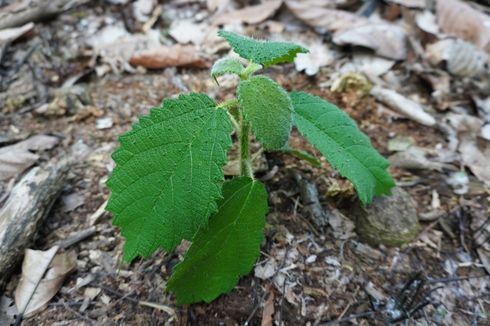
[353,187,420,247]
[0,159,69,290]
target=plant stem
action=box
[239,117,253,179]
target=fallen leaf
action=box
[0,135,59,181]
[254,259,277,280]
[415,10,440,35]
[15,247,77,318]
[333,23,408,60]
[261,292,275,326]
[0,22,34,43]
[168,20,208,45]
[286,0,366,33]
[459,137,490,187]
[213,0,283,25]
[129,44,208,69]
[436,0,490,51]
[294,41,334,75]
[370,86,436,126]
[426,39,488,77]
[347,53,395,77]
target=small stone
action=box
[353,187,420,247]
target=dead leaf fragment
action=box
[169,20,208,45]
[286,0,366,32]
[333,23,408,60]
[459,138,490,187]
[261,290,275,326]
[371,86,436,126]
[0,135,59,181]
[436,0,490,51]
[15,247,77,318]
[0,22,34,43]
[294,41,333,75]
[426,39,488,77]
[130,45,208,69]
[213,0,283,26]
[0,296,17,325]
[385,0,426,8]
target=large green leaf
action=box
[106,94,232,262]
[166,177,268,304]
[291,91,395,204]
[238,76,293,150]
[218,30,308,67]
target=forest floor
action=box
[1,0,490,325]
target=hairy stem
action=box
[239,118,253,178]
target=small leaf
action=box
[211,57,244,80]
[166,177,268,304]
[238,76,293,150]
[291,91,395,204]
[107,93,232,262]
[218,30,308,67]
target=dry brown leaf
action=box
[261,290,275,326]
[436,0,490,51]
[0,135,59,181]
[213,0,283,26]
[286,0,366,32]
[129,45,209,69]
[333,23,408,60]
[294,41,334,75]
[15,247,77,318]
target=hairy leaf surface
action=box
[238,76,292,149]
[211,57,244,80]
[218,30,308,67]
[106,94,232,262]
[166,177,268,304]
[291,91,395,204]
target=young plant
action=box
[106,31,395,304]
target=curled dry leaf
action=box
[370,86,436,126]
[415,10,439,35]
[213,0,283,26]
[129,45,209,69]
[0,135,59,181]
[426,39,488,77]
[15,247,77,318]
[286,0,366,32]
[333,23,408,60]
[436,0,490,51]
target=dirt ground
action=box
[1,0,490,325]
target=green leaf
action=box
[211,57,244,80]
[238,76,293,150]
[106,94,232,262]
[218,30,308,67]
[166,177,268,304]
[291,91,395,204]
